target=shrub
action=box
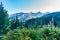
[3,26,60,40]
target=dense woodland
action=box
[0,2,60,40]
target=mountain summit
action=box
[10,11,46,22]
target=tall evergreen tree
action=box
[0,2,10,34]
[11,15,20,30]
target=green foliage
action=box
[25,18,42,28]
[0,2,11,34]
[2,26,60,40]
[11,18,20,30]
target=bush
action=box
[3,26,60,40]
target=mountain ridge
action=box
[10,11,47,22]
[25,11,60,27]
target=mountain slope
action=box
[10,11,46,22]
[25,12,60,27]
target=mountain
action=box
[10,11,46,22]
[25,12,60,27]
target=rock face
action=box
[0,36,3,40]
[9,11,45,22]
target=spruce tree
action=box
[0,2,10,34]
[11,15,20,30]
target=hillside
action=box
[25,12,60,27]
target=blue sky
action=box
[0,0,60,15]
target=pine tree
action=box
[11,15,20,30]
[0,2,10,34]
